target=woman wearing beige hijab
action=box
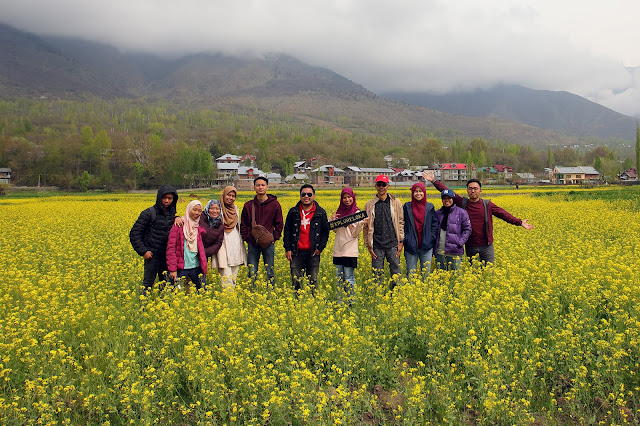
[166,200,208,290]
[213,186,247,289]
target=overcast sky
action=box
[2,0,640,117]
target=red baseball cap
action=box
[375,175,389,183]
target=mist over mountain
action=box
[382,85,637,140]
[1,22,634,147]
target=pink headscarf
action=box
[335,187,359,218]
[183,200,202,253]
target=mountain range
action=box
[1,22,636,147]
[381,85,637,140]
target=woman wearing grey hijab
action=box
[199,199,225,264]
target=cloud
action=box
[2,0,640,117]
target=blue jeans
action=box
[435,254,462,271]
[247,242,275,287]
[405,248,433,278]
[336,265,355,304]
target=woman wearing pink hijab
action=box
[166,200,208,290]
[329,187,364,303]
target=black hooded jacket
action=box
[129,185,179,257]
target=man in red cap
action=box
[363,174,405,288]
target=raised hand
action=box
[422,171,435,182]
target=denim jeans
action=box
[435,254,462,271]
[372,245,401,288]
[405,248,433,278]
[247,242,275,287]
[290,251,320,295]
[335,264,356,304]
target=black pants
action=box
[290,251,320,294]
[170,266,206,290]
[143,255,168,292]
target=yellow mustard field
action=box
[1,187,639,424]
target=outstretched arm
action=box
[521,219,534,230]
[422,171,450,195]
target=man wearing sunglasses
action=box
[363,175,405,288]
[283,184,330,295]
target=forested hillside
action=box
[1,98,631,189]
[1,23,635,190]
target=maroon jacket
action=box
[432,180,523,247]
[166,226,208,274]
[199,215,224,258]
[240,195,284,246]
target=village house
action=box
[234,166,270,189]
[241,154,256,166]
[216,154,242,164]
[215,163,239,185]
[393,169,420,183]
[618,168,638,181]
[215,154,242,185]
[310,165,344,185]
[440,163,474,182]
[293,161,311,174]
[552,166,601,184]
[493,164,514,180]
[514,172,536,184]
[284,173,310,183]
[0,168,11,184]
[476,166,498,183]
[343,166,396,187]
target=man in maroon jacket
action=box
[423,171,533,265]
[240,176,284,287]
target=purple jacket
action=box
[434,205,472,256]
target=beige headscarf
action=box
[221,186,238,233]
[183,200,202,252]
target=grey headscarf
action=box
[203,199,223,227]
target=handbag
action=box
[250,203,274,248]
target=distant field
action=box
[1,186,639,424]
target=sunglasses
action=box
[300,192,314,197]
[376,182,387,187]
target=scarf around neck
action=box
[183,200,202,253]
[221,186,238,233]
[203,199,222,228]
[440,205,452,231]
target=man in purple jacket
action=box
[423,171,533,265]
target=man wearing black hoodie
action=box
[130,185,181,293]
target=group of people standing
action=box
[130,173,533,297]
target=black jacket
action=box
[283,201,330,255]
[403,201,438,255]
[129,185,179,257]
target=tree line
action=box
[0,98,634,190]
